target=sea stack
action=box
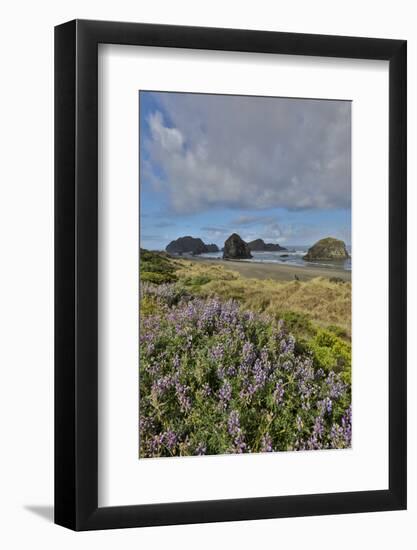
[205,244,220,253]
[303,237,350,261]
[223,233,253,260]
[247,238,287,252]
[166,236,208,255]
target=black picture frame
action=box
[55,19,407,531]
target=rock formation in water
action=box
[223,233,253,259]
[247,238,287,252]
[205,244,220,253]
[166,236,209,255]
[303,237,350,261]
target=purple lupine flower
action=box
[280,334,295,354]
[312,414,324,440]
[330,406,351,449]
[216,364,226,380]
[253,358,268,389]
[162,430,177,451]
[218,381,232,409]
[242,341,256,364]
[341,405,352,445]
[239,382,256,402]
[151,374,174,397]
[274,379,285,405]
[260,348,270,368]
[146,342,155,355]
[227,410,247,453]
[175,382,191,413]
[227,410,241,436]
[281,359,293,372]
[146,360,161,376]
[140,281,186,307]
[140,285,352,458]
[242,310,255,323]
[201,382,211,398]
[294,357,315,382]
[298,379,313,399]
[330,424,343,447]
[195,442,207,455]
[260,433,273,452]
[210,343,225,361]
[139,415,154,434]
[324,397,333,414]
[301,397,311,411]
[149,434,162,454]
[185,334,193,349]
[325,371,347,399]
[233,432,247,453]
[227,365,237,377]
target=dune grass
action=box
[174,259,351,336]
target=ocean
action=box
[200,245,352,271]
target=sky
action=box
[139,91,351,250]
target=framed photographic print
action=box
[55,20,407,530]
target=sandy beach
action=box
[188,256,351,282]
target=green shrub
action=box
[140,295,160,317]
[141,271,177,285]
[279,310,315,338]
[182,275,212,288]
[327,324,348,339]
[140,248,177,284]
[308,328,351,383]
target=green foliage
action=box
[139,286,352,457]
[327,324,348,339]
[140,248,177,285]
[308,329,351,383]
[140,295,160,317]
[138,257,352,457]
[181,275,212,288]
[141,271,177,284]
[278,310,315,338]
[276,315,351,383]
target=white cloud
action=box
[143,94,351,214]
[148,111,184,154]
[232,214,276,226]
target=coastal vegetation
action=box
[139,249,352,457]
[140,248,178,285]
[174,259,351,334]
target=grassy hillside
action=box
[140,250,351,386]
[140,248,179,284]
[174,259,351,336]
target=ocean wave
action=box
[199,250,351,271]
